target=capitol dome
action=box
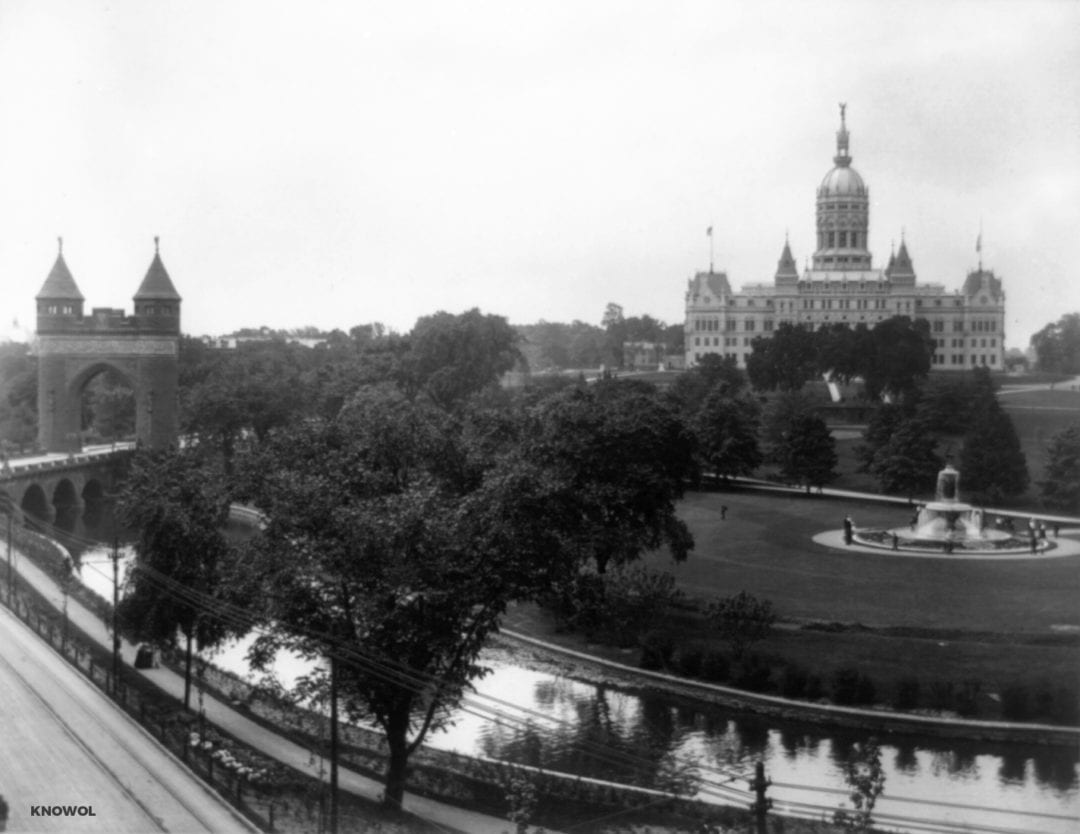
[819,164,867,196]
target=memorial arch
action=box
[35,238,182,452]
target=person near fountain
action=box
[843,515,854,545]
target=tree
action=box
[669,353,746,416]
[183,340,312,472]
[708,591,776,659]
[959,370,1028,502]
[761,389,818,463]
[693,390,762,482]
[834,737,886,832]
[523,379,696,574]
[238,387,579,812]
[865,416,942,499]
[861,316,933,402]
[746,323,818,392]
[116,449,243,709]
[601,302,627,368]
[403,309,522,410]
[816,323,861,383]
[1030,312,1080,374]
[1040,423,1080,513]
[776,414,837,493]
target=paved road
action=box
[0,606,256,834]
[10,548,541,834]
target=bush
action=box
[893,677,921,711]
[734,654,774,693]
[700,650,730,683]
[832,667,875,706]
[1001,684,1029,721]
[781,664,810,699]
[805,673,825,701]
[707,591,777,660]
[955,680,981,718]
[928,681,956,713]
[639,629,675,671]
[672,643,704,678]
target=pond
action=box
[79,546,1079,833]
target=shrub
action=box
[639,629,675,671]
[928,681,956,713]
[734,653,774,693]
[781,664,809,699]
[832,668,875,706]
[893,677,921,711]
[672,643,704,678]
[805,674,825,701]
[700,650,730,683]
[707,591,777,659]
[1001,684,1029,721]
[955,680,981,718]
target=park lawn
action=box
[645,489,1080,633]
[501,488,1080,715]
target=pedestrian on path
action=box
[721,505,728,520]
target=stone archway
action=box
[35,240,181,453]
[21,484,50,522]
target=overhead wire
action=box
[13,510,1077,828]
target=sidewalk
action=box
[8,547,532,834]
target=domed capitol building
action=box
[684,105,1006,371]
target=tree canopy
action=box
[1039,423,1080,513]
[1030,312,1080,375]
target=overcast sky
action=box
[1,1,1078,349]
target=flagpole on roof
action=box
[977,219,983,272]
[707,225,714,274]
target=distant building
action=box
[685,106,1006,372]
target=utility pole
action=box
[5,501,12,603]
[112,533,121,696]
[749,760,772,834]
[329,652,339,834]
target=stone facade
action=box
[34,239,181,452]
[685,107,1007,372]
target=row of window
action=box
[694,336,755,348]
[933,354,998,366]
[42,304,77,315]
[933,338,997,349]
[817,231,866,249]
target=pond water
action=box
[78,546,1079,833]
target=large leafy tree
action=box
[0,341,36,454]
[746,323,818,392]
[776,413,838,493]
[1030,312,1080,375]
[403,309,522,410]
[861,316,933,402]
[116,449,244,709]
[523,379,696,574]
[669,353,746,416]
[238,386,571,813]
[865,417,942,499]
[693,390,762,482]
[183,341,312,472]
[1039,423,1080,513]
[958,370,1028,502]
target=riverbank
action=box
[496,604,1080,747]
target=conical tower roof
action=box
[36,239,84,300]
[775,238,798,280]
[134,237,181,301]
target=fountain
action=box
[852,464,1050,554]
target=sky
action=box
[1,1,1078,349]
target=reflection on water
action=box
[77,548,1079,831]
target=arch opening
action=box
[21,484,49,523]
[82,479,106,532]
[74,364,136,448]
[52,479,79,532]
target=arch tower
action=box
[35,238,182,452]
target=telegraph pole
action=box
[112,533,121,696]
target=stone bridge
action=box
[0,445,133,539]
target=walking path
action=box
[7,548,534,834]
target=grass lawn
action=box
[507,488,1080,718]
[645,488,1080,632]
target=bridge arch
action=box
[21,484,50,522]
[52,478,79,532]
[82,479,106,531]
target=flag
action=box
[706,226,713,237]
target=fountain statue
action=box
[853,463,1046,554]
